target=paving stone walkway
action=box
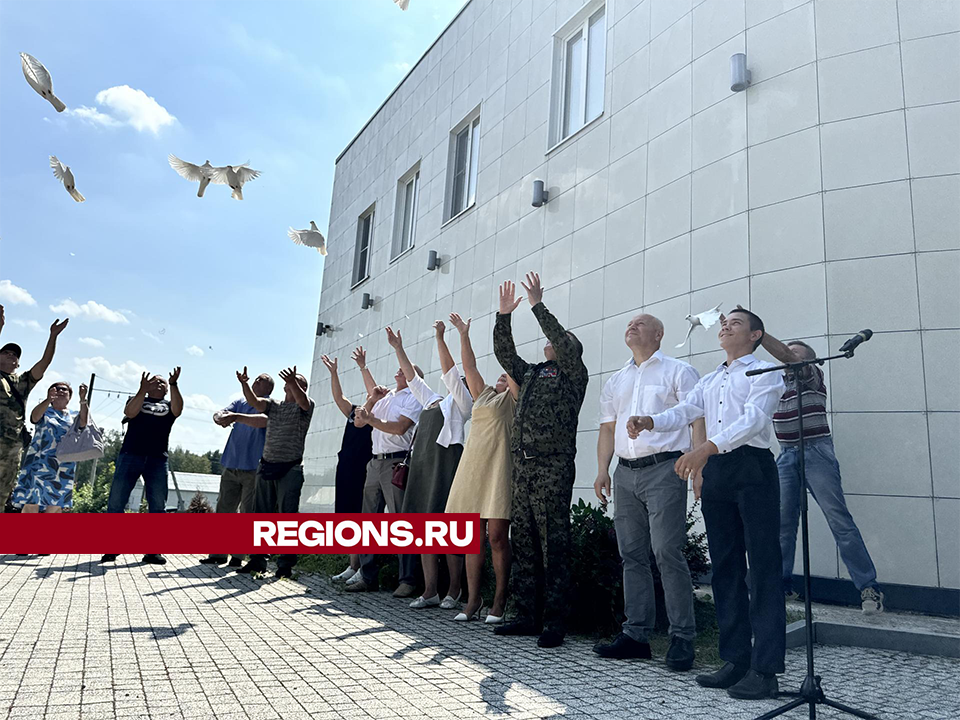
[0,555,956,719]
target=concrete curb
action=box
[786,620,960,658]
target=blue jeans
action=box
[778,437,878,592]
[107,453,169,513]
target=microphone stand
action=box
[746,348,878,720]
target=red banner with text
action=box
[0,514,484,554]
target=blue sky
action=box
[0,0,462,454]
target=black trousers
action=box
[701,446,786,675]
[248,462,304,572]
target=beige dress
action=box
[444,385,516,520]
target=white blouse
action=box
[407,365,474,448]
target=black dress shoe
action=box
[227,557,244,567]
[235,562,265,575]
[275,567,293,579]
[727,669,779,700]
[537,630,564,648]
[100,554,119,563]
[696,662,750,689]
[665,636,695,671]
[199,557,225,565]
[494,619,541,636]
[141,554,167,565]
[593,632,652,659]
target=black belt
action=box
[618,451,682,470]
[373,451,407,461]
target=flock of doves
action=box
[22,0,730,348]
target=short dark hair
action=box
[786,340,815,358]
[728,308,764,351]
[257,374,276,392]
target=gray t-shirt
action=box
[262,398,315,463]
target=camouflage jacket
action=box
[0,370,39,444]
[494,302,588,457]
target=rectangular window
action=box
[552,3,606,146]
[392,165,420,260]
[352,207,374,286]
[446,112,481,221]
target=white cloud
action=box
[49,298,130,324]
[185,345,204,357]
[67,85,176,135]
[0,280,37,306]
[73,356,149,390]
[78,337,104,348]
[12,319,43,332]
[141,329,163,344]
[183,393,218,412]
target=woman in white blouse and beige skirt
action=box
[444,313,518,624]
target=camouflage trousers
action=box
[509,452,576,635]
[0,440,24,512]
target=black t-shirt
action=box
[120,398,176,457]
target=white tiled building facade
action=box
[306,0,959,601]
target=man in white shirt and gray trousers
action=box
[593,314,705,671]
[628,308,786,701]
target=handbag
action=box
[390,425,418,490]
[56,413,105,463]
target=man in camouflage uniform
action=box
[493,273,588,648]
[0,305,69,510]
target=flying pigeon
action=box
[168,155,213,197]
[21,53,66,112]
[675,303,723,348]
[49,156,85,203]
[208,163,261,201]
[288,221,327,255]
[394,0,410,9]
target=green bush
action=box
[71,461,114,513]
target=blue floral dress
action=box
[13,406,78,508]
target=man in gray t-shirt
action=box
[234,365,315,578]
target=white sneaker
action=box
[439,592,461,609]
[861,587,884,615]
[409,594,441,609]
[345,571,364,586]
[332,567,357,582]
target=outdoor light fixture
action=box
[730,53,751,92]
[532,179,549,207]
[427,250,442,271]
[361,293,373,310]
[317,322,332,336]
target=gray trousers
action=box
[614,459,696,642]
[208,467,257,562]
[359,457,418,586]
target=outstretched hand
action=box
[237,366,250,385]
[138,372,151,394]
[79,384,88,402]
[385,326,403,349]
[321,354,338,374]
[351,346,367,369]
[498,281,523,315]
[449,313,471,334]
[50,318,69,336]
[279,366,299,386]
[433,320,445,338]
[169,366,181,385]
[520,272,543,307]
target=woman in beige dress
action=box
[444,313,518,624]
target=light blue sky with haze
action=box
[0,0,462,453]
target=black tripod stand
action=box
[746,348,879,720]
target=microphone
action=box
[839,329,873,354]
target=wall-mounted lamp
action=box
[532,179,549,207]
[317,322,332,336]
[361,293,373,310]
[730,53,752,92]
[427,250,442,271]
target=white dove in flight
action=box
[21,53,66,112]
[289,221,327,255]
[676,303,723,348]
[168,155,214,197]
[208,163,261,201]
[394,0,410,9]
[50,156,85,202]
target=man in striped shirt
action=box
[761,331,884,615]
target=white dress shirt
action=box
[599,350,701,459]
[408,367,474,448]
[649,354,785,454]
[371,388,423,454]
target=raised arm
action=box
[0,304,4,337]
[351,347,377,395]
[30,387,55,424]
[124,373,151,419]
[450,313,484,400]
[494,280,531,385]
[385,327,417,383]
[30,318,68,381]
[434,321,455,375]
[321,355,353,418]
[279,366,311,412]
[77,384,89,429]
[237,366,268,413]
[168,367,183,418]
[523,272,588,383]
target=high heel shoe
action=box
[454,607,480,622]
[484,613,505,625]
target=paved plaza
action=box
[0,555,956,720]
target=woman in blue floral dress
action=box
[13,381,89,512]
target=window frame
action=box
[351,205,375,288]
[444,108,482,223]
[391,164,421,262]
[550,2,607,149]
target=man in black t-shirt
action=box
[101,368,183,566]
